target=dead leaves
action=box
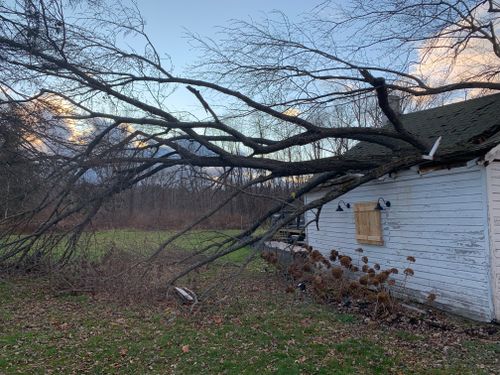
[300,318,312,327]
[212,315,223,325]
[295,355,307,364]
[110,317,128,327]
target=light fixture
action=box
[336,200,351,212]
[375,197,391,210]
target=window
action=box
[354,202,384,245]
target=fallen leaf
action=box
[300,318,311,327]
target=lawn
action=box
[80,229,254,263]
[0,230,499,374]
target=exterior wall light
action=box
[375,198,391,210]
[336,200,351,212]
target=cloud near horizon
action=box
[411,3,499,100]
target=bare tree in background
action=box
[0,0,498,287]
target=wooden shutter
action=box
[354,202,383,246]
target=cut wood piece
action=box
[174,287,196,304]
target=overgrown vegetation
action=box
[261,246,443,321]
[2,229,255,305]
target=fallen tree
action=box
[0,0,498,288]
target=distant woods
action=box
[0,140,298,231]
[93,173,297,230]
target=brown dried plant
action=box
[427,293,437,304]
[339,256,352,268]
[331,267,343,279]
[261,246,419,319]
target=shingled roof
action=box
[346,92,500,163]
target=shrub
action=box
[261,246,421,319]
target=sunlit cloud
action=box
[283,107,301,117]
[1,94,93,154]
[411,3,499,100]
[117,123,151,149]
[37,94,91,144]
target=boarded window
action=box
[354,202,383,246]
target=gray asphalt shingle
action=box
[346,93,500,162]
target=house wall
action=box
[304,165,494,321]
[486,162,500,321]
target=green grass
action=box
[394,330,421,342]
[1,277,499,374]
[2,229,255,265]
[0,231,499,374]
[80,229,254,263]
[0,279,399,374]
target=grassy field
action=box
[0,229,253,264]
[81,229,253,263]
[1,230,499,374]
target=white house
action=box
[304,93,500,322]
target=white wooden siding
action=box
[305,165,494,321]
[486,162,500,321]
